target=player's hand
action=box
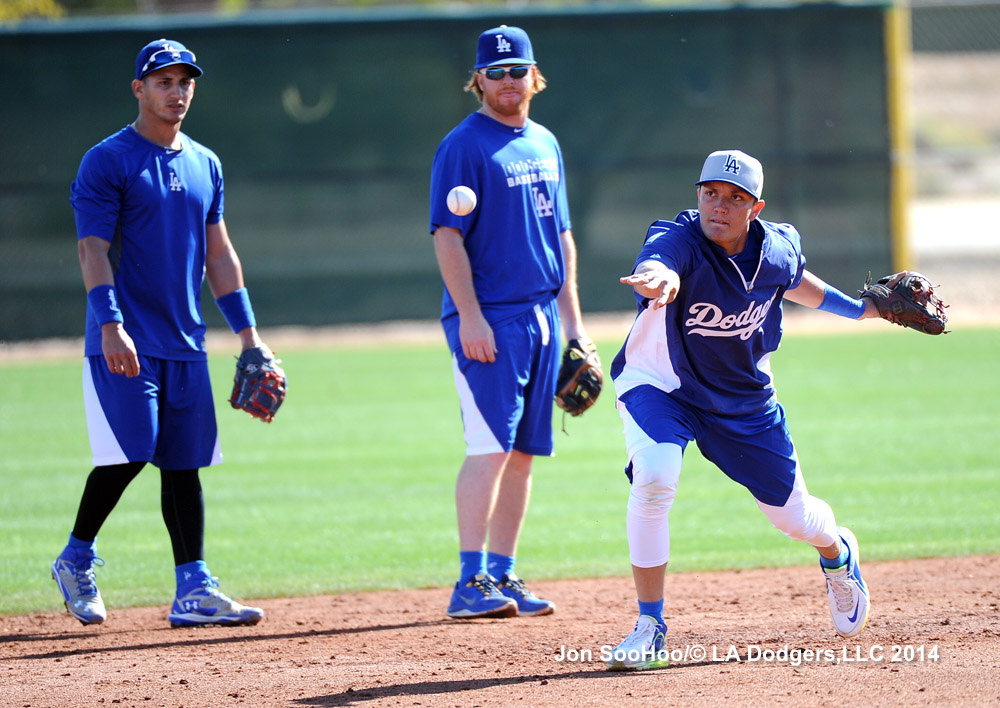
[101,322,140,377]
[459,313,497,363]
[620,270,681,310]
[858,271,907,319]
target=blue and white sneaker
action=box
[168,576,264,628]
[447,573,517,619]
[822,526,870,637]
[606,615,670,671]
[52,549,107,625]
[495,573,555,616]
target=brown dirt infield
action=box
[2,555,998,707]
[3,258,997,706]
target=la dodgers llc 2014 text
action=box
[553,643,940,667]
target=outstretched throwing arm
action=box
[620,260,681,310]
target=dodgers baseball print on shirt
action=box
[430,112,571,331]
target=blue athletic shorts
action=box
[445,299,560,456]
[617,383,797,506]
[83,356,221,470]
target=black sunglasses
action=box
[480,65,530,80]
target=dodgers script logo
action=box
[495,34,512,53]
[685,295,776,340]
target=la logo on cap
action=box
[474,25,535,69]
[696,149,763,199]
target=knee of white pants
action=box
[627,443,681,515]
[757,484,839,548]
[626,443,681,568]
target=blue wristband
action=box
[817,285,866,319]
[87,284,124,326]
[215,287,257,333]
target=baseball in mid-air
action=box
[447,186,478,216]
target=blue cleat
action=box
[447,573,517,619]
[168,576,263,628]
[495,573,555,616]
[822,526,870,637]
[606,615,670,671]
[52,549,107,626]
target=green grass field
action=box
[1,326,998,616]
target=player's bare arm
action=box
[620,259,681,310]
[555,229,588,341]
[78,235,140,377]
[432,226,496,363]
[785,269,881,319]
[205,219,263,351]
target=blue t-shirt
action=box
[611,210,806,416]
[429,112,572,328]
[71,125,224,361]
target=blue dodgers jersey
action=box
[429,112,571,329]
[71,126,224,360]
[611,210,806,416]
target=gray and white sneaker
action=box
[169,576,264,628]
[52,550,107,625]
[606,615,670,671]
[822,526,870,637]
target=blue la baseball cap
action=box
[696,150,764,200]
[474,25,535,69]
[135,38,203,80]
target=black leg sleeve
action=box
[71,461,146,542]
[160,468,205,566]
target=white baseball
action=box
[447,186,477,216]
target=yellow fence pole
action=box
[886,1,914,271]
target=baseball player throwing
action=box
[607,150,889,669]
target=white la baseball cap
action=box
[696,150,764,200]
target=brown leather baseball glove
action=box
[555,337,603,416]
[859,271,949,335]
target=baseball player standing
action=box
[52,38,271,627]
[429,26,594,619]
[607,150,884,669]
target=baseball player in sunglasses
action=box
[430,26,594,620]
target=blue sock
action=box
[638,599,664,624]
[486,552,516,579]
[62,533,96,561]
[67,533,95,551]
[175,560,210,593]
[459,551,486,583]
[820,545,850,570]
